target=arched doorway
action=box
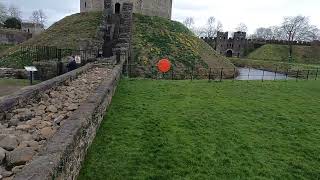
[226,50,233,57]
[115,3,121,14]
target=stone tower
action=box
[80,0,173,19]
[215,31,247,58]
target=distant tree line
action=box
[0,2,47,30]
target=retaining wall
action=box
[0,64,94,120]
[12,60,124,180]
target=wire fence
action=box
[19,46,102,63]
[125,64,320,81]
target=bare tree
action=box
[0,2,8,24]
[183,17,194,30]
[216,21,223,32]
[8,5,21,20]
[37,9,47,25]
[205,16,216,37]
[193,27,207,37]
[253,27,273,40]
[235,23,248,32]
[30,9,47,27]
[203,17,223,37]
[281,15,318,60]
[31,10,40,24]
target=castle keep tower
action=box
[80,0,173,19]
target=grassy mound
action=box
[79,79,320,179]
[132,14,235,78]
[247,44,320,64]
[0,44,13,54]
[0,12,102,68]
[15,12,101,50]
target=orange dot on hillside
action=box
[157,59,171,73]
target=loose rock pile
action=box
[0,67,112,179]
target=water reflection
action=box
[236,68,290,80]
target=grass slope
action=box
[248,44,320,64]
[133,14,235,77]
[0,78,35,97]
[79,79,320,179]
[0,12,102,68]
[0,44,13,54]
[1,12,102,56]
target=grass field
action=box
[79,79,320,179]
[0,78,32,97]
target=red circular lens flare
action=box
[157,59,171,73]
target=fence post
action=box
[315,68,319,80]
[262,70,265,82]
[208,68,212,81]
[191,67,194,81]
[171,68,174,80]
[220,68,223,82]
[126,57,129,78]
[286,69,289,81]
[296,70,299,82]
[307,70,310,80]
[274,67,278,81]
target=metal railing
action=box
[125,64,320,81]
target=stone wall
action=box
[0,64,94,116]
[12,59,125,180]
[202,34,315,58]
[0,28,31,45]
[0,68,28,79]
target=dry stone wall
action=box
[12,61,125,180]
[0,63,118,179]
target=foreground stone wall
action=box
[0,64,94,120]
[13,61,124,180]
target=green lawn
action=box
[79,79,320,179]
[0,78,32,86]
[0,78,34,97]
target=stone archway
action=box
[226,50,233,57]
[115,3,121,14]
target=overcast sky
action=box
[2,0,320,33]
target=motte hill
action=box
[1,12,235,77]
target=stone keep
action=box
[80,0,173,19]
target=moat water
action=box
[236,68,290,80]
